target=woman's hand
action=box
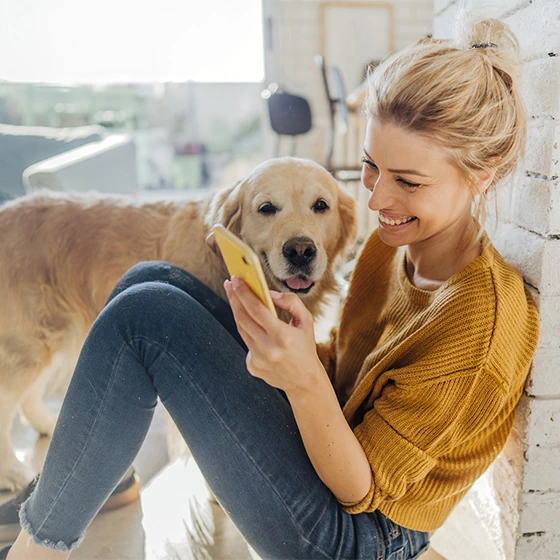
[225,276,372,504]
[224,276,326,395]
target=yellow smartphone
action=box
[212,224,277,317]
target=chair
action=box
[314,55,362,181]
[315,56,377,294]
[262,84,312,158]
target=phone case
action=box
[212,225,278,317]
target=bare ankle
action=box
[8,529,72,559]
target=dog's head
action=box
[205,157,357,302]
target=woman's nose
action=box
[366,177,393,212]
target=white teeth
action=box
[379,214,415,226]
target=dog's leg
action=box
[0,394,34,491]
[19,352,66,437]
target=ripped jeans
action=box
[19,262,430,559]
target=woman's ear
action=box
[473,166,498,195]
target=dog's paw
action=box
[36,414,58,438]
[20,407,59,438]
[0,460,34,492]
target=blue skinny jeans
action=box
[19,262,430,559]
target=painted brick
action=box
[525,287,560,349]
[432,2,458,39]
[470,0,530,13]
[519,490,560,533]
[527,346,560,396]
[510,176,560,237]
[516,532,560,560]
[490,177,514,225]
[525,117,560,180]
[523,397,560,450]
[523,444,560,490]
[522,57,560,121]
[505,0,560,61]
[493,427,525,559]
[491,223,560,296]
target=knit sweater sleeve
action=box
[339,367,507,514]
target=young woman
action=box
[2,16,539,560]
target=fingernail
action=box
[270,290,282,299]
[231,276,240,289]
[224,279,231,293]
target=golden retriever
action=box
[0,156,357,491]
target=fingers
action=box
[225,280,272,346]
[227,277,279,331]
[269,290,312,327]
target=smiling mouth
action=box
[378,212,418,230]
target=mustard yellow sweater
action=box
[316,229,539,532]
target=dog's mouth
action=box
[262,252,316,294]
[282,275,315,294]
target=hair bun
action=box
[456,13,522,93]
[457,14,521,61]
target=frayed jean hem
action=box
[18,497,86,552]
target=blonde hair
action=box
[365,15,526,238]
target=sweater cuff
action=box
[338,409,437,514]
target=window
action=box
[0,0,264,83]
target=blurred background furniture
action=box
[0,124,138,201]
[315,54,375,251]
[23,134,138,195]
[315,55,362,181]
[262,83,312,158]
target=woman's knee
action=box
[101,281,200,341]
[107,261,190,305]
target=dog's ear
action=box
[333,185,358,258]
[205,230,227,271]
[204,180,245,236]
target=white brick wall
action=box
[434,1,560,558]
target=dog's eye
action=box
[313,199,329,212]
[258,202,278,215]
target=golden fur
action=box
[0,156,357,490]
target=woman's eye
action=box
[258,202,278,215]
[313,199,329,212]
[397,178,421,189]
[362,158,420,189]
[361,157,378,172]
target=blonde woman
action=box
[2,15,539,560]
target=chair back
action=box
[329,66,349,134]
[267,92,312,137]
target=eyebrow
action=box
[363,147,431,178]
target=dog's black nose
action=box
[282,237,317,266]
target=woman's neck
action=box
[405,215,481,291]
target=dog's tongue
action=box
[285,275,313,290]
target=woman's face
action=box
[361,119,475,248]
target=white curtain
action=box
[0,0,264,83]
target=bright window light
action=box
[0,0,264,84]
